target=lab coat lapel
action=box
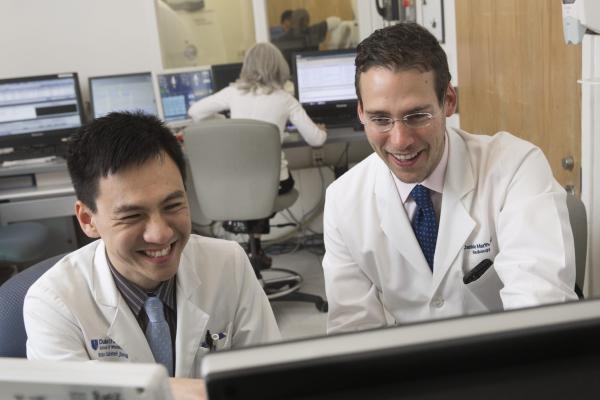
[92,242,154,363]
[431,130,476,291]
[375,161,431,275]
[174,254,209,378]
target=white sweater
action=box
[188,85,327,180]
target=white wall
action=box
[0,0,163,111]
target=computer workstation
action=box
[0,73,84,228]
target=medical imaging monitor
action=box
[292,49,358,128]
[201,298,600,400]
[211,62,243,93]
[89,72,158,119]
[0,72,84,160]
[0,359,174,400]
[155,66,213,125]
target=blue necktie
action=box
[144,296,174,377]
[410,185,438,271]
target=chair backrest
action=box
[184,119,281,221]
[0,254,64,357]
[566,194,587,296]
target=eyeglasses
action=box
[362,112,435,133]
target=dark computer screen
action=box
[293,49,357,127]
[156,67,213,123]
[89,72,158,119]
[211,62,242,93]
[201,299,600,400]
[0,72,84,158]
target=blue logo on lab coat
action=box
[91,339,98,350]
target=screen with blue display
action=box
[156,67,213,123]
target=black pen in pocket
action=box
[463,259,493,284]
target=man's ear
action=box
[75,200,100,238]
[444,84,457,117]
[357,101,365,123]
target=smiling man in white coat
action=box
[323,23,578,334]
[24,111,280,377]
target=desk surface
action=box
[170,378,206,400]
[0,157,68,177]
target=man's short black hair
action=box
[280,9,293,23]
[67,111,186,212]
[355,22,451,105]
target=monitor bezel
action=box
[88,71,159,120]
[0,72,85,151]
[153,65,213,126]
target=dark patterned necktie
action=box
[410,184,438,271]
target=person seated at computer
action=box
[188,42,327,264]
[270,9,293,40]
[23,112,281,378]
[272,8,341,67]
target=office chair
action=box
[0,222,50,286]
[566,194,587,299]
[0,253,64,357]
[184,119,328,312]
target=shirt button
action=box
[432,297,445,308]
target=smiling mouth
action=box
[142,244,173,258]
[390,150,421,162]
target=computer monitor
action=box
[201,299,600,400]
[292,49,357,127]
[0,72,84,158]
[155,66,213,126]
[211,62,242,93]
[0,359,174,399]
[89,72,159,119]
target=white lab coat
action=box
[24,235,281,377]
[323,128,578,334]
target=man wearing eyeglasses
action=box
[322,22,577,334]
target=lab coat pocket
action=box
[202,322,233,352]
[464,264,504,312]
[192,346,210,378]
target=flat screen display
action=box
[292,49,357,127]
[156,67,213,123]
[0,73,84,149]
[89,72,158,119]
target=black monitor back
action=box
[211,63,243,93]
[202,299,600,400]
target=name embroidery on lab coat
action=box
[464,238,492,255]
[90,338,128,359]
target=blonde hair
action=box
[235,42,290,94]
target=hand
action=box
[169,378,206,400]
[317,123,327,132]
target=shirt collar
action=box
[392,129,449,203]
[106,253,176,316]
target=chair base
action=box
[260,268,328,313]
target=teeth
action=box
[145,245,171,258]
[391,151,419,161]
